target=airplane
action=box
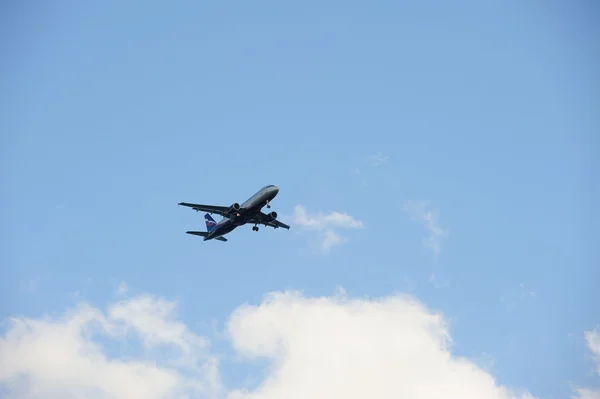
[178,184,290,242]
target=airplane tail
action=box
[204,213,217,232]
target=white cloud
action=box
[403,200,448,257]
[0,294,221,399]
[586,329,600,373]
[572,328,600,399]
[226,289,536,399]
[292,205,364,253]
[0,286,544,399]
[108,295,209,354]
[368,152,390,166]
[574,389,600,399]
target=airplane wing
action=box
[248,211,291,230]
[178,202,231,217]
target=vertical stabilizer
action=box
[204,213,217,232]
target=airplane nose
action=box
[272,186,279,194]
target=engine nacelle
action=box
[268,211,277,220]
[227,203,241,215]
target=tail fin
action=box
[204,213,217,232]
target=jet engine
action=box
[227,203,241,215]
[268,211,278,220]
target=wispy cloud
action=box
[352,167,368,187]
[402,276,417,293]
[572,327,600,399]
[368,152,390,166]
[519,283,535,300]
[585,328,600,375]
[474,352,497,371]
[353,152,389,186]
[428,273,450,289]
[403,200,448,258]
[572,387,600,399]
[18,273,49,294]
[500,283,535,309]
[292,205,364,253]
[116,281,128,295]
[19,277,40,294]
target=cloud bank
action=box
[226,290,535,399]
[0,295,221,399]
[292,205,364,253]
[0,286,543,399]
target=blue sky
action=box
[1,1,598,398]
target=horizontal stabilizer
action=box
[186,231,227,242]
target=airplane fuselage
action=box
[204,185,279,241]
